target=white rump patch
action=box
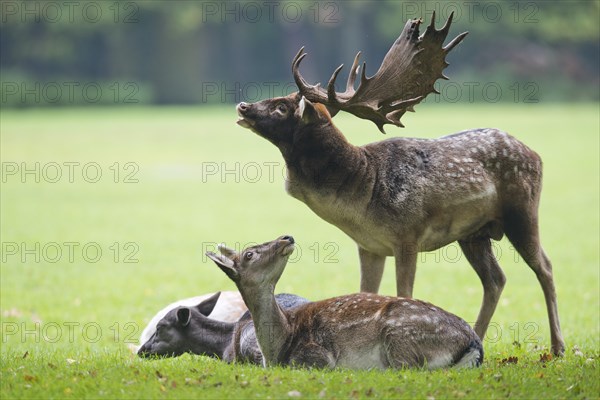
[427,352,454,369]
[454,348,482,369]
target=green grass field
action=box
[1,103,598,399]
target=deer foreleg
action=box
[358,247,386,293]
[394,244,418,297]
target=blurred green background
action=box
[1,0,598,107]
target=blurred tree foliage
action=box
[0,0,598,107]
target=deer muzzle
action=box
[236,102,255,129]
[278,235,295,256]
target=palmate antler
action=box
[292,12,468,133]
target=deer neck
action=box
[239,284,290,367]
[189,319,235,359]
[282,123,364,189]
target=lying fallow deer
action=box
[207,236,483,369]
[235,12,564,355]
[136,291,246,354]
[138,291,309,362]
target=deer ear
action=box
[176,307,191,327]
[295,96,306,118]
[218,243,237,258]
[195,292,221,317]
[206,251,238,280]
[295,96,320,124]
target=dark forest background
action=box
[1,0,598,107]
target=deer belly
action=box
[295,191,396,255]
[336,343,387,370]
[418,212,496,251]
[418,187,499,251]
[325,317,389,369]
[325,217,395,256]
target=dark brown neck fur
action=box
[282,121,367,193]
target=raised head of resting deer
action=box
[235,12,564,355]
[207,235,483,369]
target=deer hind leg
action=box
[289,343,336,368]
[458,238,506,341]
[358,247,386,293]
[504,209,565,356]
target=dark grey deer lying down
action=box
[135,291,247,354]
[207,236,483,369]
[137,291,309,362]
[236,12,564,356]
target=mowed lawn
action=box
[1,103,598,399]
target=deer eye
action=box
[244,251,254,260]
[275,103,287,114]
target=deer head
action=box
[236,93,335,148]
[292,11,467,132]
[137,292,224,358]
[236,12,467,146]
[206,236,296,291]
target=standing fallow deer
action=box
[207,236,483,369]
[235,12,564,355]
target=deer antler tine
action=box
[291,46,330,103]
[292,51,313,90]
[388,95,424,109]
[428,10,436,29]
[346,52,362,93]
[292,46,305,65]
[440,11,455,34]
[292,49,307,74]
[359,62,368,86]
[443,31,469,53]
[327,64,344,104]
